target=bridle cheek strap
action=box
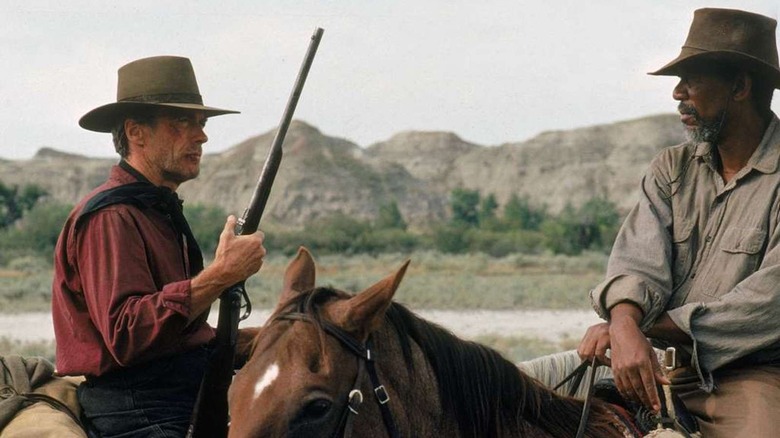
[334,357,366,438]
[279,313,402,438]
[363,339,402,438]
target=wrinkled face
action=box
[227,317,359,438]
[673,67,734,144]
[139,109,209,188]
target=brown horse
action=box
[228,248,628,437]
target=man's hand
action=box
[210,215,266,286]
[578,322,611,366]
[609,304,669,413]
[189,215,266,319]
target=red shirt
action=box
[52,165,214,376]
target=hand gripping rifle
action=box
[187,27,324,438]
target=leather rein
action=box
[553,357,600,438]
[278,312,402,438]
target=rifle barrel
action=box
[237,27,324,235]
[187,27,324,438]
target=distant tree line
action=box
[263,189,622,257]
[0,182,623,266]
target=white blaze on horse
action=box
[228,247,629,437]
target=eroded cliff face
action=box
[0,115,684,227]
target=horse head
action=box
[228,247,417,438]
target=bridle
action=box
[278,312,402,438]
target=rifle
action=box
[187,27,324,438]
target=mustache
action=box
[678,103,699,116]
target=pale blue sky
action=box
[2,0,779,159]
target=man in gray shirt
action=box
[578,8,780,437]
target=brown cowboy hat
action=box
[79,55,239,133]
[649,8,780,89]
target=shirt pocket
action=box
[671,214,697,287]
[720,227,765,255]
[706,226,767,298]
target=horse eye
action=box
[300,398,332,421]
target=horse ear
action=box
[278,247,316,307]
[333,260,410,339]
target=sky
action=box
[2,0,780,160]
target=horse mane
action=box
[277,287,623,438]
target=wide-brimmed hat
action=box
[79,56,239,133]
[649,8,780,89]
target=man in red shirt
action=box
[51,56,266,437]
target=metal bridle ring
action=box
[348,389,364,415]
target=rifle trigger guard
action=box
[239,287,252,321]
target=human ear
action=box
[730,72,752,101]
[124,119,146,147]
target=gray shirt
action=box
[590,114,780,391]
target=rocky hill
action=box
[0,115,685,227]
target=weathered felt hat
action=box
[79,56,239,132]
[649,8,780,89]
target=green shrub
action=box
[430,224,470,253]
[184,203,229,255]
[0,182,48,229]
[0,202,72,256]
[375,201,407,231]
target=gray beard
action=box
[681,105,727,144]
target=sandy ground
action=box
[1,309,602,344]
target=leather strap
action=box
[553,357,599,438]
[279,313,402,438]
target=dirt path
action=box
[1,309,601,343]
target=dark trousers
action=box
[77,347,210,438]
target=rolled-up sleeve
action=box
[667,238,780,375]
[590,169,675,331]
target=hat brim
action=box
[79,101,240,133]
[648,50,780,89]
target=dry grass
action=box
[245,250,607,310]
[0,269,26,278]
[1,251,607,360]
[0,251,608,313]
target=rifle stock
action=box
[187,27,324,438]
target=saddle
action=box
[0,356,86,437]
[592,377,700,438]
[555,358,700,438]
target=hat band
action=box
[121,93,204,105]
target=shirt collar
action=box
[691,113,780,175]
[118,160,154,184]
[745,113,780,174]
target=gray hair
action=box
[110,110,158,158]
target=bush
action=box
[376,201,407,231]
[430,224,470,253]
[538,198,621,255]
[0,182,47,229]
[184,203,229,255]
[467,229,545,257]
[0,201,72,257]
[450,188,480,227]
[8,255,51,273]
[359,228,419,254]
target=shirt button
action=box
[705,235,712,242]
